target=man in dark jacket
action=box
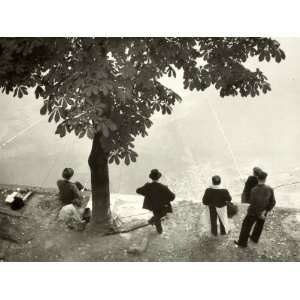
[235,171,276,248]
[241,167,262,203]
[136,169,175,234]
[202,175,232,236]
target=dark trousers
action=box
[237,214,265,247]
[149,210,165,234]
[209,206,226,236]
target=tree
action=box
[0,37,285,231]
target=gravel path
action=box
[0,186,300,262]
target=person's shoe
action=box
[82,208,91,223]
[148,218,155,225]
[249,237,258,244]
[234,240,247,248]
[156,227,163,234]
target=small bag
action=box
[10,196,25,210]
[227,202,238,218]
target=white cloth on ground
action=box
[58,204,84,225]
[5,192,19,203]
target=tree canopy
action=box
[0,37,285,165]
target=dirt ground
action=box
[0,184,300,262]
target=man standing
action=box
[136,169,175,234]
[235,171,276,248]
[202,175,232,236]
[241,167,262,204]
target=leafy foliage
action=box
[0,37,285,165]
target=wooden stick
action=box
[105,222,150,236]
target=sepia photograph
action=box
[1,36,299,263]
[1,2,300,299]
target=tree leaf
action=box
[78,129,86,138]
[17,88,23,98]
[124,154,130,165]
[48,111,55,122]
[166,106,172,114]
[87,127,95,139]
[55,124,66,137]
[74,126,81,136]
[108,155,115,164]
[59,124,66,137]
[275,51,281,63]
[105,119,118,131]
[258,52,264,62]
[54,111,60,123]
[35,86,44,99]
[101,123,109,138]
[279,49,286,60]
[40,103,47,115]
[129,151,138,162]
[66,98,74,106]
[21,86,28,95]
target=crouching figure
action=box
[57,168,91,230]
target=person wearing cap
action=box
[202,175,232,236]
[241,167,263,204]
[136,169,175,234]
[235,171,276,248]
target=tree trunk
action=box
[88,132,113,230]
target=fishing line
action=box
[0,119,43,148]
[206,98,245,184]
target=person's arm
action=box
[202,189,209,205]
[71,183,83,201]
[225,190,232,203]
[57,180,62,192]
[243,177,251,191]
[249,189,256,206]
[165,186,175,202]
[266,189,276,212]
[136,183,149,196]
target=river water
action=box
[1,38,300,208]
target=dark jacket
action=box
[202,187,232,208]
[136,182,175,213]
[57,179,83,206]
[241,176,258,203]
[247,184,276,217]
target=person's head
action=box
[62,168,74,180]
[253,167,263,177]
[257,171,268,183]
[212,175,221,186]
[149,169,162,181]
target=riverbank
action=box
[0,184,300,262]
